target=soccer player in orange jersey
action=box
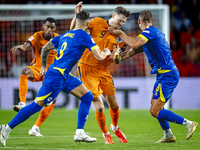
[10,17,59,136]
[71,2,130,144]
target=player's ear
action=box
[43,24,45,30]
[138,18,140,24]
[151,19,153,24]
[112,13,115,19]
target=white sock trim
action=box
[76,129,84,134]
[111,124,118,132]
[182,119,192,127]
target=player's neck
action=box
[74,25,86,31]
[141,23,152,30]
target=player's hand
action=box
[40,67,47,77]
[103,47,111,56]
[122,48,133,60]
[10,45,23,53]
[113,45,120,57]
[109,58,114,63]
[75,1,83,14]
[108,27,120,36]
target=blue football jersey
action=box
[50,28,98,76]
[139,25,175,74]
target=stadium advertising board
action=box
[0,77,200,109]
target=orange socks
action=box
[19,74,28,103]
[109,108,119,126]
[34,103,55,127]
[95,110,108,133]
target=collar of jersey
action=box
[73,28,81,30]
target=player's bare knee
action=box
[21,67,34,79]
[21,68,28,76]
[150,108,157,118]
[96,107,104,112]
[110,104,118,110]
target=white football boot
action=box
[186,121,198,140]
[74,129,96,143]
[28,127,43,136]
[155,135,176,143]
[13,102,26,112]
[0,124,10,147]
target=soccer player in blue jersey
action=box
[0,11,111,147]
[108,10,199,143]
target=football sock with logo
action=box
[77,91,93,129]
[34,103,55,127]
[157,108,184,124]
[95,110,108,133]
[19,74,28,103]
[110,107,119,130]
[8,102,43,129]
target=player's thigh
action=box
[21,67,34,79]
[92,96,104,111]
[150,95,165,117]
[63,74,89,98]
[77,66,102,98]
[104,94,118,108]
[27,66,42,81]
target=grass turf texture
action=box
[0,109,199,150]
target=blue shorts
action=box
[152,66,179,103]
[36,69,82,105]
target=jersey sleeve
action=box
[26,32,38,48]
[138,27,154,42]
[83,32,99,51]
[50,36,60,49]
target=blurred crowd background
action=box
[0,0,200,77]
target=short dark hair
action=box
[76,11,90,21]
[114,6,130,18]
[44,17,56,25]
[139,10,152,23]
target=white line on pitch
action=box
[8,135,73,139]
[3,147,67,150]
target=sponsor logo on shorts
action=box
[47,97,53,102]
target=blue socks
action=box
[8,102,43,129]
[157,108,184,125]
[77,91,93,129]
[157,118,170,130]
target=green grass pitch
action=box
[0,109,199,150]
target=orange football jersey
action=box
[79,17,120,67]
[27,31,59,69]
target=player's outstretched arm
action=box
[70,1,83,30]
[91,47,111,60]
[10,42,31,53]
[108,27,146,49]
[40,41,55,77]
[121,46,144,61]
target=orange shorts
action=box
[27,65,44,82]
[77,63,116,98]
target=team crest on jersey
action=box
[143,30,150,33]
[28,36,34,41]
